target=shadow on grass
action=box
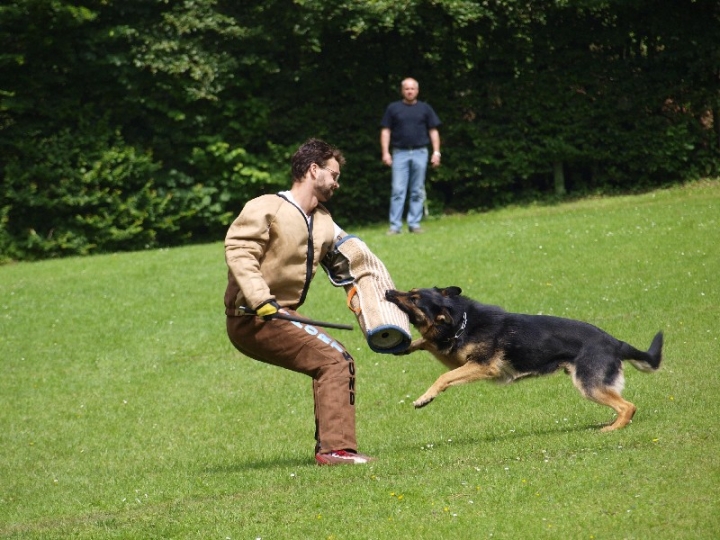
[202,455,314,473]
[398,421,604,451]
[201,420,621,472]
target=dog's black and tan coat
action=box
[385,286,663,431]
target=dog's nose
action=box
[385,290,396,300]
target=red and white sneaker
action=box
[315,450,376,465]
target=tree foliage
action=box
[1,0,718,261]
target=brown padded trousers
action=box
[226,311,357,454]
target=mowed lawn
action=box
[1,180,718,539]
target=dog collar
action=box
[454,312,468,339]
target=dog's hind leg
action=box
[413,361,495,408]
[568,363,637,431]
[589,388,637,432]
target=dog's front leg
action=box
[396,338,427,355]
[414,362,492,408]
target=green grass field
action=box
[1,180,719,539]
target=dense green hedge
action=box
[1,0,718,261]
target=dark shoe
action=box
[386,229,401,236]
[315,450,376,465]
[409,227,424,234]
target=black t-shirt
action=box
[380,100,441,148]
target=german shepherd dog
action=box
[385,287,664,431]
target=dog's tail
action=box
[621,331,663,372]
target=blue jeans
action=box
[389,147,427,231]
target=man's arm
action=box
[225,200,274,308]
[380,127,392,166]
[429,128,441,167]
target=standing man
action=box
[380,77,442,235]
[224,138,375,466]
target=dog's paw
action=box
[413,395,434,408]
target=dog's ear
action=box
[441,286,462,297]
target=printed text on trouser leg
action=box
[343,350,356,405]
[290,319,356,405]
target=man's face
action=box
[314,159,340,202]
[401,81,419,103]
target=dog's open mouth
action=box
[385,289,420,323]
[385,289,408,308]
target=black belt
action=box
[392,146,426,151]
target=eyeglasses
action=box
[318,165,340,182]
